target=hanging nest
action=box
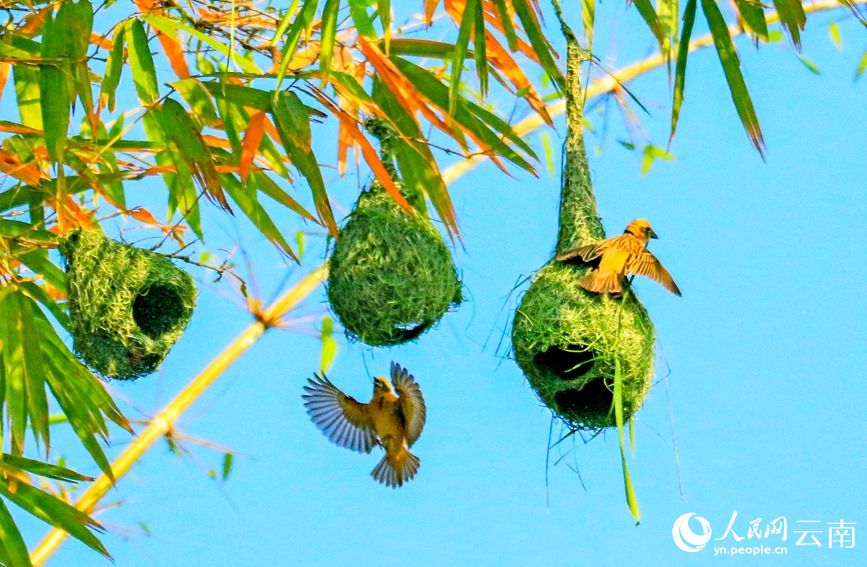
[59,230,197,380]
[327,180,461,346]
[512,262,654,429]
[511,42,655,429]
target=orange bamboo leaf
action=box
[0,149,43,186]
[19,6,50,36]
[424,0,440,24]
[484,32,551,125]
[157,28,191,79]
[128,207,162,226]
[0,63,9,104]
[90,32,113,51]
[357,37,462,149]
[240,110,267,183]
[480,1,538,60]
[336,107,353,176]
[312,91,412,213]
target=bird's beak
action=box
[649,229,659,239]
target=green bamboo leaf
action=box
[171,79,220,128]
[797,55,820,75]
[669,0,696,145]
[449,0,477,114]
[378,0,392,50]
[270,91,337,236]
[511,0,566,91]
[381,39,472,59]
[39,9,71,163]
[828,22,842,51]
[143,14,261,74]
[348,0,376,38]
[250,172,318,223]
[856,48,867,79]
[371,78,457,236]
[540,131,555,176]
[157,98,231,212]
[221,174,298,261]
[128,19,160,105]
[13,61,43,130]
[0,453,92,483]
[101,23,126,112]
[583,0,597,52]
[472,0,488,95]
[734,0,769,42]
[319,316,337,372]
[657,0,678,57]
[201,82,273,111]
[0,479,109,557]
[393,58,537,170]
[0,288,30,454]
[0,499,30,567]
[273,0,302,41]
[492,0,519,51]
[17,280,70,332]
[274,0,319,92]
[320,0,340,76]
[222,453,234,481]
[614,357,641,523]
[772,0,806,50]
[631,0,665,47]
[702,0,765,156]
[18,294,50,450]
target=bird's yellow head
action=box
[373,376,393,394]
[625,218,658,241]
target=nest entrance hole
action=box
[133,284,186,338]
[534,344,595,380]
[554,378,612,420]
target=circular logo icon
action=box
[672,513,712,552]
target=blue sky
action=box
[14,4,867,567]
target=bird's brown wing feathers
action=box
[625,250,682,296]
[390,362,426,446]
[555,240,609,263]
[303,374,377,453]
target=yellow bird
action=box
[556,218,681,296]
[302,362,426,488]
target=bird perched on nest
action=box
[302,362,426,488]
[556,218,681,297]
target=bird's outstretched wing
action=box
[556,240,609,264]
[303,374,377,453]
[626,250,682,296]
[390,362,426,446]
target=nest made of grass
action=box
[60,230,197,380]
[327,183,461,346]
[512,261,654,429]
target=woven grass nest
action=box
[327,181,461,346]
[511,42,655,429]
[512,262,654,429]
[59,230,197,380]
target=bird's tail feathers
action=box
[371,449,420,488]
[579,271,623,295]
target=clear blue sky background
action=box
[11,3,867,566]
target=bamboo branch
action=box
[29,265,328,566]
[29,1,862,563]
[443,0,863,185]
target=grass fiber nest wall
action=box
[327,181,461,346]
[60,230,197,380]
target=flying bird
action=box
[302,362,426,488]
[556,218,681,296]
